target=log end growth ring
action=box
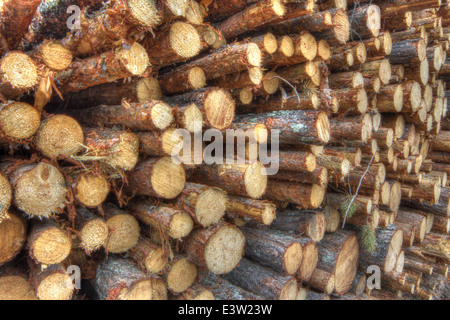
[170,22,202,59]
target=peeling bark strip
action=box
[59,0,162,57]
[55,42,149,93]
[224,257,298,300]
[1,0,41,50]
[215,0,286,40]
[95,256,167,300]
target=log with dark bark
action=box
[198,272,264,300]
[266,180,326,210]
[270,209,326,242]
[95,256,167,300]
[240,225,303,275]
[224,257,298,300]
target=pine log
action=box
[224,257,298,300]
[129,237,170,275]
[389,39,427,64]
[304,268,335,294]
[184,221,245,274]
[163,255,197,294]
[127,198,193,239]
[28,220,72,265]
[95,256,167,300]
[226,196,276,226]
[55,42,149,93]
[0,102,40,143]
[198,272,264,300]
[348,4,381,40]
[273,166,329,188]
[175,284,215,300]
[270,209,326,242]
[75,207,109,254]
[104,203,140,254]
[29,262,74,300]
[0,270,37,300]
[0,212,26,266]
[266,181,326,210]
[70,171,110,208]
[0,52,39,99]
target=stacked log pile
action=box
[0,0,448,300]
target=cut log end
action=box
[116,42,150,76]
[15,163,67,218]
[104,132,140,171]
[170,22,202,59]
[39,41,73,71]
[167,258,197,293]
[80,219,109,253]
[151,157,186,199]
[309,211,326,242]
[297,32,317,61]
[311,184,326,209]
[0,175,12,222]
[203,88,235,130]
[284,242,303,275]
[244,161,268,199]
[299,241,318,281]
[333,9,350,44]
[31,227,71,265]
[279,278,299,300]
[262,71,279,95]
[36,272,74,300]
[317,111,331,144]
[246,43,262,67]
[334,234,359,294]
[204,224,245,274]
[263,33,278,54]
[136,77,163,102]
[195,188,227,227]
[249,67,263,86]
[151,102,175,131]
[0,52,39,89]
[0,102,40,140]
[169,211,194,238]
[181,103,203,133]
[188,67,206,90]
[384,229,403,273]
[279,35,294,57]
[0,275,37,300]
[128,0,161,27]
[74,173,110,208]
[118,278,167,300]
[106,214,140,253]
[317,39,332,60]
[379,59,392,85]
[35,115,84,158]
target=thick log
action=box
[74,207,109,254]
[0,212,26,266]
[28,220,72,265]
[224,257,298,300]
[103,203,140,254]
[129,237,170,275]
[316,230,359,295]
[348,4,381,40]
[184,221,245,274]
[0,52,39,99]
[29,262,74,300]
[127,197,193,239]
[388,39,427,64]
[55,42,149,93]
[241,225,303,275]
[304,268,335,294]
[95,256,167,300]
[163,255,197,294]
[70,171,110,208]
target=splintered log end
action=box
[116,42,150,76]
[106,213,140,253]
[279,35,294,57]
[136,77,163,102]
[151,157,186,199]
[150,101,175,130]
[203,88,235,130]
[0,275,37,300]
[36,115,84,158]
[170,22,202,59]
[128,0,161,27]
[79,219,109,254]
[0,212,26,266]
[39,41,73,71]
[104,132,140,171]
[244,162,268,199]
[0,102,41,140]
[0,174,12,222]
[167,257,197,293]
[74,173,110,208]
[333,9,350,44]
[0,52,39,90]
[14,163,67,218]
[30,225,71,265]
